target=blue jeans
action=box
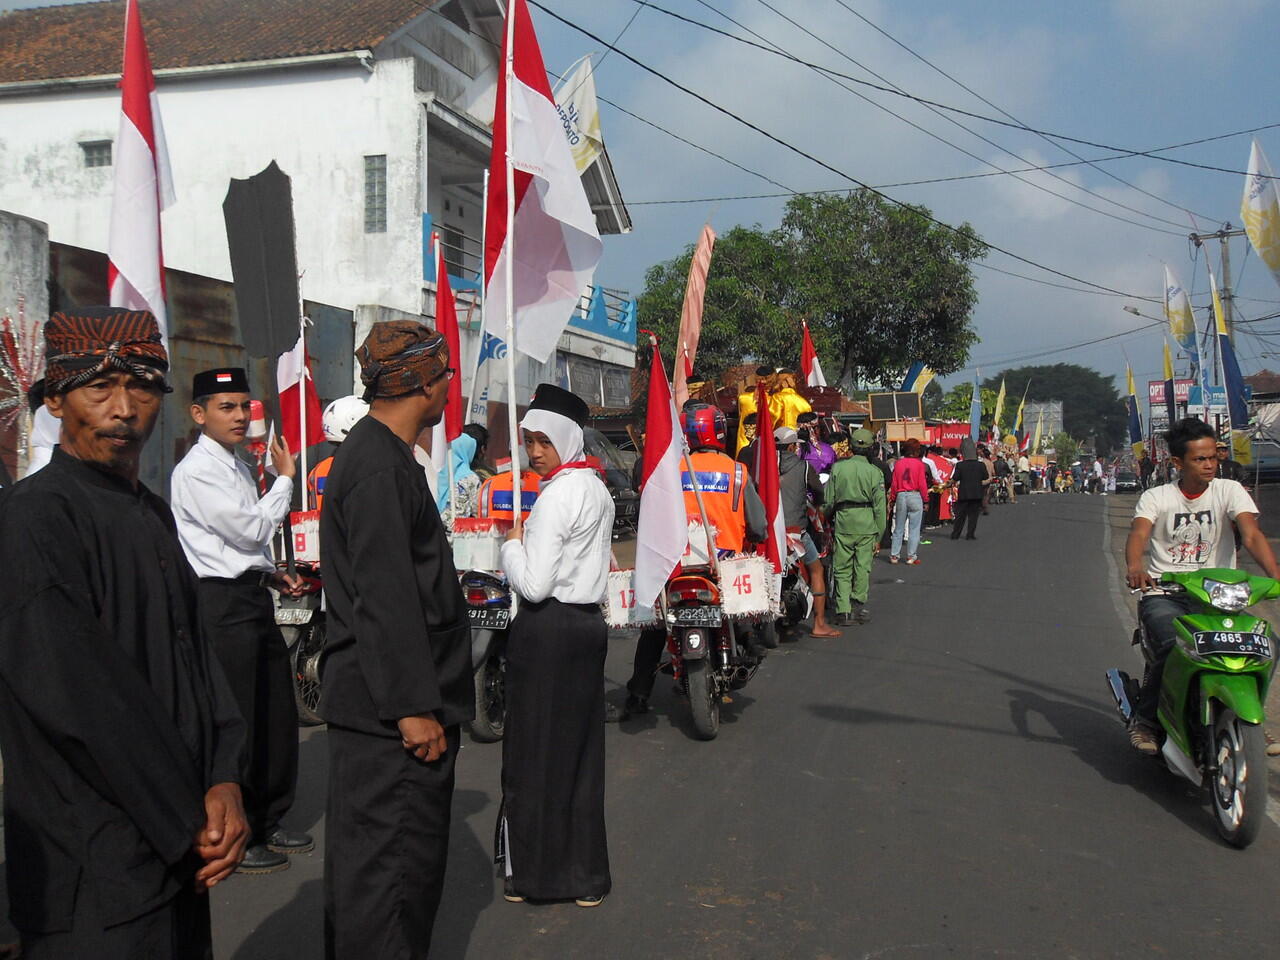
[891,491,923,559]
[1135,594,1197,723]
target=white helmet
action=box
[322,395,369,443]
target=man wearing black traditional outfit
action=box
[0,307,248,958]
[171,367,311,874]
[498,384,615,907]
[319,321,473,959]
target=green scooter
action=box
[1107,568,1280,848]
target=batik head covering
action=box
[43,307,171,395]
[356,321,449,402]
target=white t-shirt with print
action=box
[1135,479,1258,578]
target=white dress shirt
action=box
[170,433,294,579]
[500,467,614,605]
[24,407,59,477]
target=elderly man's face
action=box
[47,370,163,478]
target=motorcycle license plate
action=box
[468,606,510,630]
[674,606,722,627]
[275,606,313,626]
[1193,630,1272,659]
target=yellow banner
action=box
[1241,139,1280,289]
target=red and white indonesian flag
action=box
[801,321,826,388]
[753,381,786,574]
[633,341,690,610]
[277,335,324,455]
[434,236,464,442]
[673,223,715,408]
[483,0,602,364]
[109,0,175,343]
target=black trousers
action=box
[950,499,981,539]
[324,724,460,960]
[500,599,610,900]
[925,490,941,526]
[627,627,668,700]
[23,884,210,960]
[197,579,297,840]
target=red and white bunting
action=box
[801,321,826,388]
[753,381,786,573]
[277,335,324,454]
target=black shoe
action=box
[265,828,314,855]
[604,702,624,723]
[854,606,870,624]
[624,694,649,716]
[965,535,976,541]
[236,845,290,875]
[949,534,960,540]
[836,612,856,627]
[503,878,525,903]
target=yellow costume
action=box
[768,386,812,431]
[735,388,758,454]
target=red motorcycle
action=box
[663,564,761,741]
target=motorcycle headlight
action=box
[1204,579,1251,613]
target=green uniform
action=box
[826,454,887,612]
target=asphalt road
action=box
[10,492,1280,957]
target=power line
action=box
[624,0,1279,182]
[625,123,1280,205]
[825,0,1217,224]
[961,319,1167,372]
[529,0,1162,301]
[670,0,1186,236]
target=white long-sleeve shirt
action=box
[170,433,294,579]
[500,467,614,605]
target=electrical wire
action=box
[528,0,1162,301]
[672,0,1186,236]
[960,319,1167,372]
[825,0,1218,223]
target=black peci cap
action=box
[192,367,250,397]
[527,383,589,427]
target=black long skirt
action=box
[496,597,610,900]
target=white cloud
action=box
[1111,0,1267,54]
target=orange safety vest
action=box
[477,469,541,520]
[307,456,334,512]
[681,449,749,552]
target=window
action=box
[81,140,112,168]
[442,224,465,277]
[364,155,387,233]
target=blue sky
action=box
[7,0,1280,396]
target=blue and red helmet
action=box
[681,402,727,451]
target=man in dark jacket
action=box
[0,308,247,958]
[319,322,474,959]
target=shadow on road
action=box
[232,878,323,960]
[1003,687,1217,842]
[429,788,497,960]
[282,729,327,836]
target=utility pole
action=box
[1190,225,1247,343]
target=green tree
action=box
[635,225,796,379]
[936,383,1004,424]
[1048,431,1079,467]
[981,363,1128,453]
[779,191,986,387]
[921,380,944,419]
[635,191,987,388]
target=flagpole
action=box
[297,280,309,490]
[502,0,520,495]
[466,168,489,426]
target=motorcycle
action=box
[663,564,762,741]
[461,570,512,742]
[775,528,813,644]
[1106,568,1280,847]
[274,560,326,726]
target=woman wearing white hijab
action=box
[496,384,615,907]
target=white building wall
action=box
[0,57,428,315]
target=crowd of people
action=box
[8,311,1261,958]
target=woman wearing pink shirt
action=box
[889,439,929,564]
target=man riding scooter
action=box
[611,403,766,721]
[1124,417,1280,756]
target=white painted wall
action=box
[0,58,430,315]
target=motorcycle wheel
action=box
[1209,709,1266,848]
[685,659,720,741]
[469,654,506,743]
[290,619,327,727]
[755,618,779,649]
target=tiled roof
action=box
[1245,368,1280,396]
[0,0,436,84]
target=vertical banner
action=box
[673,223,716,409]
[1241,139,1280,290]
[1163,265,1200,383]
[1126,365,1145,458]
